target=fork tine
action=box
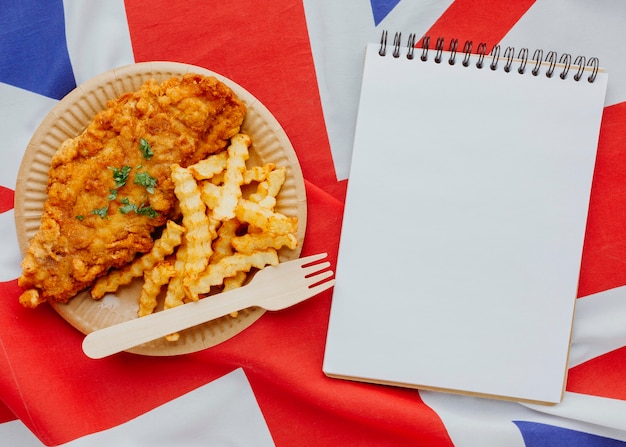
[298,252,329,266]
[276,252,329,275]
[305,268,334,286]
[307,277,336,295]
[301,260,331,276]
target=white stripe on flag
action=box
[570,285,626,368]
[523,392,626,431]
[421,390,626,447]
[62,368,275,447]
[0,83,57,282]
[63,0,135,86]
[0,84,57,188]
[0,368,276,447]
[0,210,22,281]
[499,0,626,106]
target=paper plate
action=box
[14,62,306,356]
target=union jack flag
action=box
[1,1,626,445]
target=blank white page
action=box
[323,42,608,404]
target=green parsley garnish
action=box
[91,205,109,219]
[76,215,85,221]
[139,138,153,160]
[134,171,157,194]
[99,162,158,218]
[108,165,131,188]
[137,204,158,218]
[117,197,158,219]
[118,197,136,214]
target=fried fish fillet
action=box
[18,74,247,307]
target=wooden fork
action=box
[82,252,335,359]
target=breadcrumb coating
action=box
[18,74,246,307]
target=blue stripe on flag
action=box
[0,0,76,99]
[514,421,626,447]
[369,0,401,25]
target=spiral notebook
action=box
[323,32,608,404]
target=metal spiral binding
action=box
[378,31,600,83]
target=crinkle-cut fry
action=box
[243,163,275,184]
[90,220,185,299]
[184,249,279,300]
[164,214,218,307]
[163,243,187,342]
[189,151,228,180]
[203,214,221,262]
[223,270,248,318]
[164,275,186,309]
[210,218,243,315]
[210,171,224,185]
[235,200,298,235]
[171,163,214,277]
[249,166,286,210]
[223,270,247,292]
[210,218,240,262]
[232,232,298,254]
[138,261,177,317]
[211,134,250,221]
[199,181,220,210]
[164,241,189,309]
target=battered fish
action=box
[18,74,247,307]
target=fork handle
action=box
[82,286,255,359]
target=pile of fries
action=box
[90,133,298,340]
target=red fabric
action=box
[426,0,536,49]
[0,186,13,214]
[579,102,626,297]
[0,400,16,424]
[565,104,626,399]
[567,345,626,399]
